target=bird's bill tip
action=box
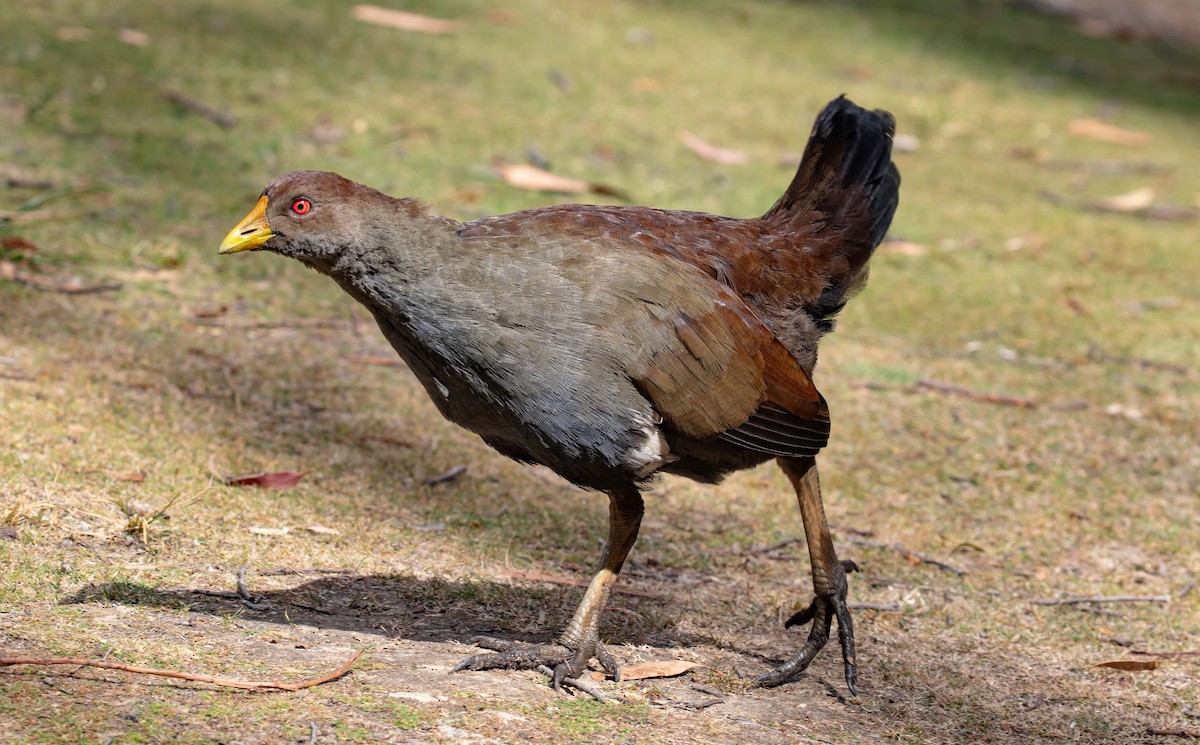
[219,195,274,254]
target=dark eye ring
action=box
[291,198,312,215]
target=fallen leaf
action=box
[1068,118,1150,146]
[118,28,150,47]
[352,5,458,34]
[495,163,629,200]
[586,660,701,681]
[679,131,749,165]
[0,236,39,257]
[1093,187,1156,213]
[880,240,928,256]
[248,526,291,536]
[1096,659,1159,671]
[303,525,340,535]
[225,471,306,489]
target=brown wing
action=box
[621,253,830,458]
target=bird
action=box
[219,95,900,695]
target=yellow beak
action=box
[219,196,274,254]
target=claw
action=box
[756,591,857,693]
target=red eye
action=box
[291,198,311,215]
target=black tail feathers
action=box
[764,96,901,331]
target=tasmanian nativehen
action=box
[219,96,900,694]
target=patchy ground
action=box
[2,0,1199,743]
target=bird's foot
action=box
[755,559,860,694]
[453,635,620,691]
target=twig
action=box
[308,722,318,744]
[425,465,467,485]
[1147,729,1200,739]
[844,536,967,576]
[916,379,1037,409]
[535,664,609,703]
[1032,595,1171,606]
[1087,346,1193,377]
[0,650,363,691]
[745,537,801,555]
[1131,649,1200,659]
[5,271,121,295]
[163,90,236,128]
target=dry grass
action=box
[2,0,1199,743]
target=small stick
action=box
[1087,346,1193,377]
[916,379,1037,409]
[0,650,363,691]
[425,465,467,485]
[6,272,121,295]
[163,90,236,128]
[746,537,802,555]
[1032,595,1171,606]
[1147,729,1200,739]
[845,536,966,576]
[535,664,608,703]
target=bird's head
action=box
[219,170,381,262]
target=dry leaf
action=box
[1,236,40,257]
[495,163,630,200]
[1068,118,1150,147]
[679,131,749,165]
[496,163,588,194]
[248,526,291,536]
[880,240,928,256]
[225,471,306,489]
[1096,659,1159,671]
[1094,187,1156,213]
[352,5,458,34]
[586,660,700,681]
[118,28,149,47]
[303,525,340,535]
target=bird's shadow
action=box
[59,572,785,668]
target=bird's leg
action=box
[454,487,644,690]
[755,456,859,694]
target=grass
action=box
[2,0,1199,743]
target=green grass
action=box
[2,0,1199,743]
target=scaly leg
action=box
[454,487,644,690]
[755,456,859,694]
